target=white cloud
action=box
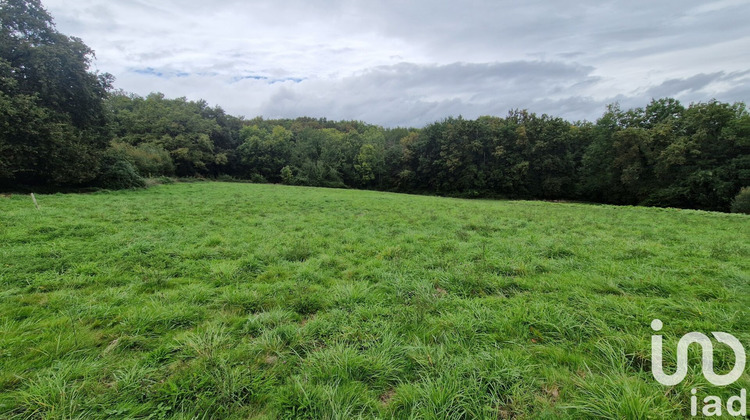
[43,0,750,126]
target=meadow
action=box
[0,182,748,419]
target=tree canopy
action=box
[101,93,749,211]
[0,0,112,187]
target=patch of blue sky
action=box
[232,74,269,82]
[132,67,164,77]
[269,77,305,84]
[131,68,190,78]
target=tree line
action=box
[2,0,749,212]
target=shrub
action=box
[111,142,175,177]
[157,176,175,184]
[216,174,236,182]
[281,166,294,185]
[730,187,750,214]
[177,176,206,183]
[144,176,176,187]
[96,154,146,190]
[249,173,267,183]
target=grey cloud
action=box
[257,60,749,126]
[646,72,724,98]
[340,0,750,69]
[558,51,586,59]
[342,61,597,101]
[41,0,750,127]
[645,71,750,102]
[259,61,603,126]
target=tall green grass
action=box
[0,183,748,418]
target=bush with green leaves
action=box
[157,176,175,184]
[249,173,267,183]
[96,153,146,190]
[280,165,294,185]
[110,141,175,177]
[730,187,750,214]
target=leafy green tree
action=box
[653,100,750,210]
[392,131,419,190]
[352,128,386,188]
[354,144,377,185]
[581,104,650,204]
[0,0,112,187]
[280,165,294,185]
[237,125,292,182]
[580,99,749,211]
[291,128,347,187]
[107,92,229,177]
[505,111,579,199]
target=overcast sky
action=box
[45,0,750,127]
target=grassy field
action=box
[0,182,748,419]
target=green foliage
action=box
[354,143,378,186]
[249,173,267,183]
[106,92,239,177]
[730,187,750,214]
[237,125,292,182]
[155,175,175,185]
[101,91,748,211]
[280,165,294,185]
[581,99,750,211]
[110,141,174,177]
[0,183,747,417]
[0,0,112,187]
[95,152,146,190]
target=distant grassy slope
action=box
[0,182,748,418]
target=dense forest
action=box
[1,0,749,212]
